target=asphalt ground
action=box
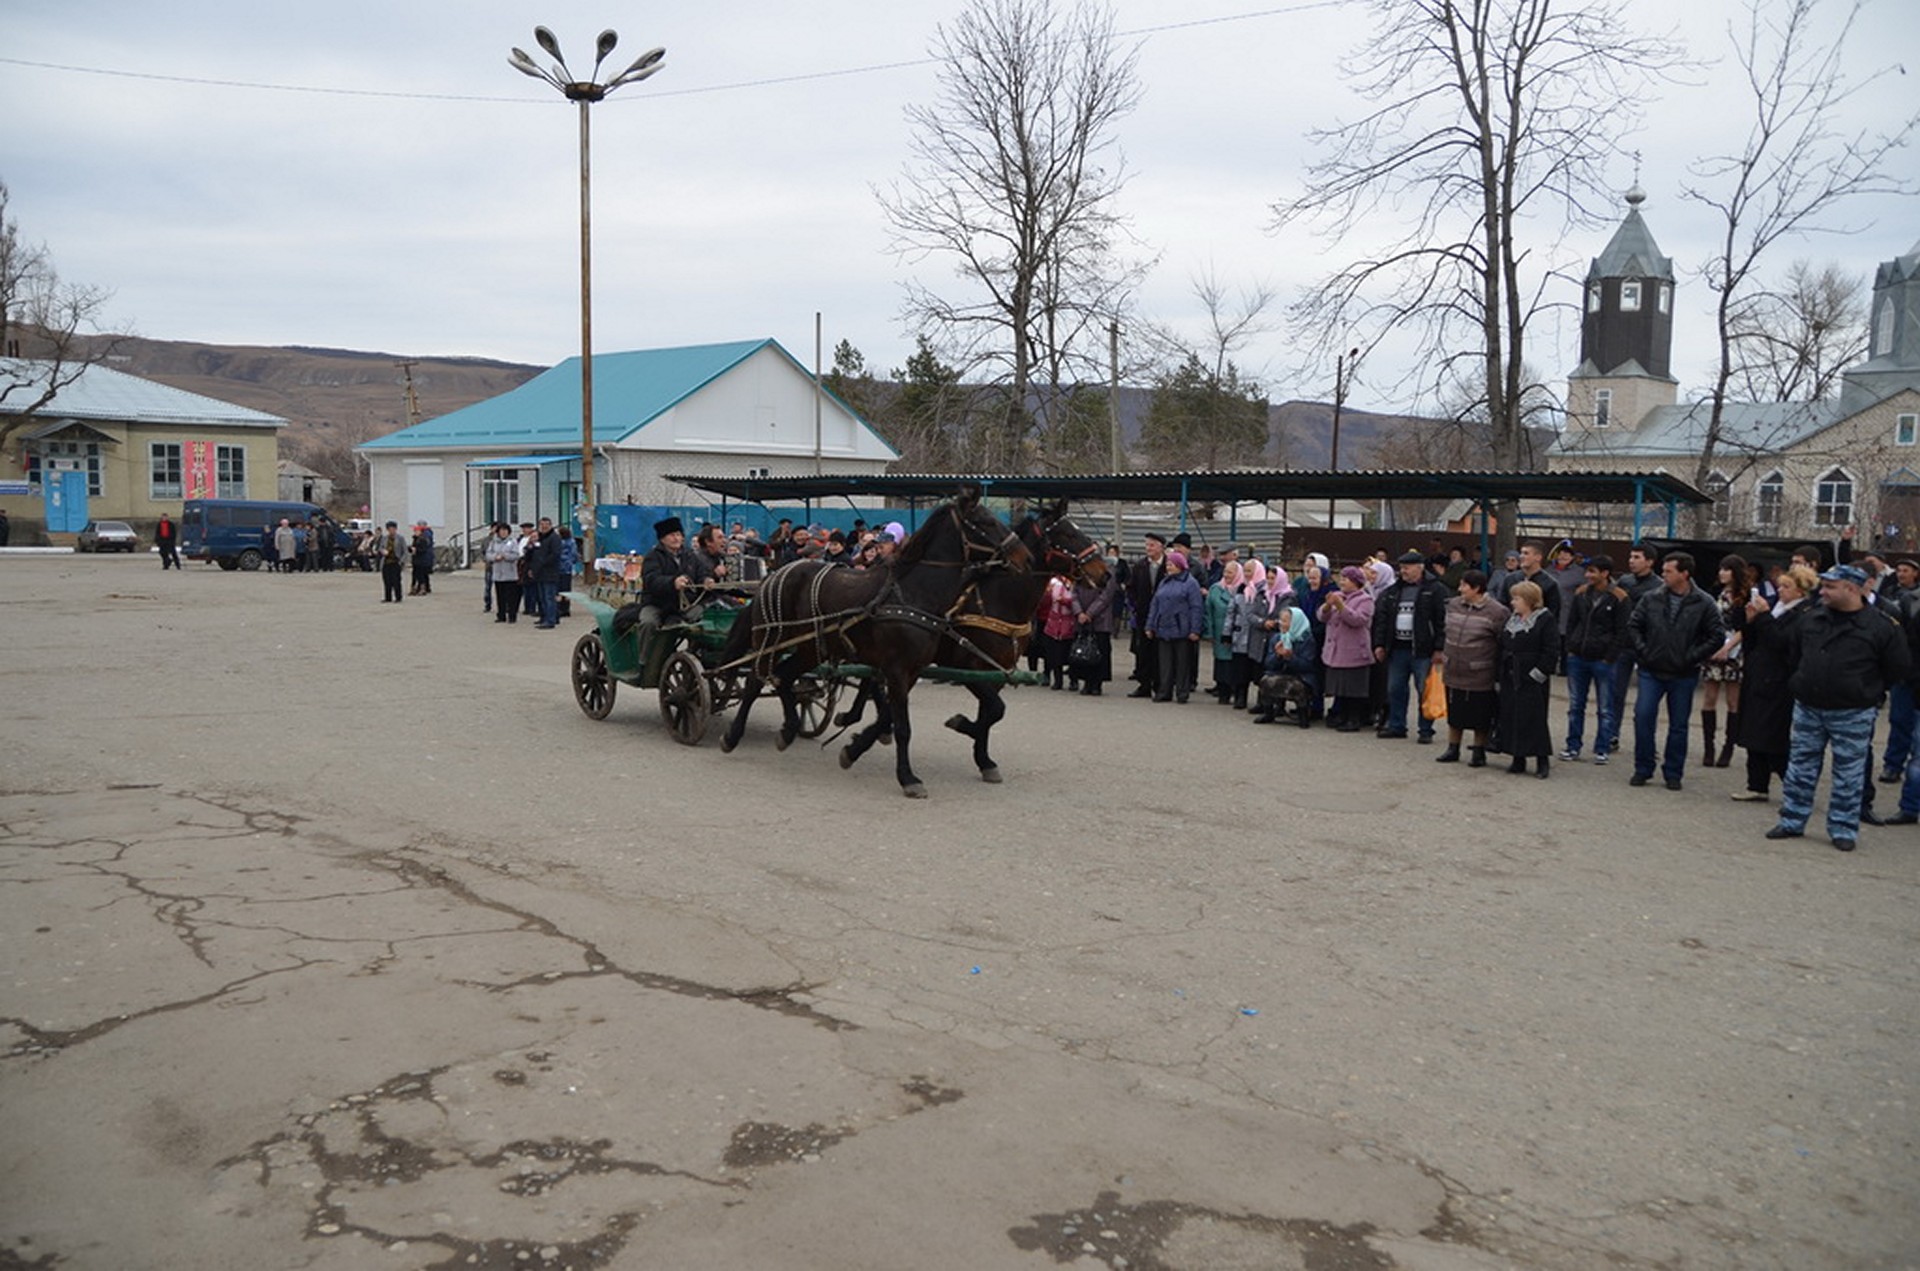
[1,553,1915,1270]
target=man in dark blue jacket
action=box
[1768,565,1912,851]
[1626,551,1726,791]
[1561,554,1633,764]
[1370,550,1449,743]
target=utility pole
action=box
[395,361,422,428]
[1109,319,1122,543]
[1328,345,1358,531]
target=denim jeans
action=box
[1605,652,1636,750]
[1883,683,1915,773]
[1633,670,1697,782]
[537,580,559,626]
[1384,646,1433,738]
[1563,654,1616,757]
[1778,703,1878,839]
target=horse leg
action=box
[839,688,892,769]
[886,671,925,798]
[834,680,873,728]
[721,672,763,753]
[772,655,808,751]
[955,683,1006,782]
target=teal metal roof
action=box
[0,357,287,428]
[359,339,772,451]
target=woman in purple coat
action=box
[1317,565,1377,731]
[1145,550,1206,703]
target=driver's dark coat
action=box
[641,543,688,616]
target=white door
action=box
[405,461,445,529]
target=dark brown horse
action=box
[715,487,1030,797]
[836,499,1108,782]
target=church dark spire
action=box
[1580,187,1675,381]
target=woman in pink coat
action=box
[1317,565,1377,732]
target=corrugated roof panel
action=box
[359,339,768,451]
[0,358,288,427]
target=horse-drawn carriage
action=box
[563,488,1109,796]
[563,583,839,746]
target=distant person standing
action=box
[525,517,563,628]
[483,522,523,623]
[409,522,434,595]
[154,512,181,570]
[272,519,296,574]
[0,507,10,546]
[374,521,408,602]
[1627,551,1726,791]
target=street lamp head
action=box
[508,47,563,89]
[593,29,620,74]
[533,25,568,72]
[608,47,667,89]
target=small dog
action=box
[1256,673,1315,727]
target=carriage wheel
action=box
[571,633,618,720]
[793,675,840,739]
[659,650,712,746]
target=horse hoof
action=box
[839,747,856,769]
[902,783,929,799]
[834,711,857,726]
[943,713,971,735]
[979,766,1002,784]
[720,735,738,754]
[776,731,794,752]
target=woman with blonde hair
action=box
[1730,563,1816,800]
[1499,580,1560,777]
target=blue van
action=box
[180,498,328,570]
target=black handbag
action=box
[1067,629,1101,670]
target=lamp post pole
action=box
[510,28,666,574]
[1328,345,1358,531]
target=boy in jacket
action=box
[1561,554,1633,763]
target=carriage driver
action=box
[635,516,693,647]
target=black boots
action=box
[1718,712,1739,767]
[1468,747,1487,768]
[1435,744,1461,763]
[1701,709,1718,766]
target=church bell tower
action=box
[1566,186,1679,436]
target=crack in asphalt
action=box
[1008,1188,1396,1270]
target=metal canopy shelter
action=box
[666,468,1711,555]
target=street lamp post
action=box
[509,27,666,573]
[1328,345,1359,531]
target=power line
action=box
[0,4,1343,106]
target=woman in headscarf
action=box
[1436,569,1509,765]
[1228,560,1273,710]
[1365,557,1396,727]
[1318,565,1377,731]
[1070,550,1120,696]
[1205,560,1246,704]
[1145,549,1206,703]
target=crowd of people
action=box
[1032,531,1913,855]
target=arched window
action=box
[1594,388,1613,428]
[1704,472,1731,525]
[1587,283,1601,313]
[1813,468,1855,527]
[1755,472,1784,529]
[1878,297,1895,356]
[1657,283,1671,313]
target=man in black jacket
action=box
[1626,551,1726,790]
[1370,549,1449,742]
[1768,565,1912,851]
[1125,532,1168,698]
[524,517,564,628]
[1561,554,1633,764]
[1604,544,1663,752]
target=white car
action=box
[77,520,140,552]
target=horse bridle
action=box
[1020,514,1102,582]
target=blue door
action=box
[44,470,90,533]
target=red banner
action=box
[186,441,214,499]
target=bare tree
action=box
[879,0,1146,470]
[1272,0,1681,554]
[0,180,118,446]
[1681,0,1918,533]
[1731,259,1869,403]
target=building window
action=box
[1704,472,1731,525]
[1813,468,1854,527]
[1621,279,1642,312]
[1657,283,1671,313]
[26,441,103,495]
[215,444,247,498]
[1898,413,1918,447]
[482,469,521,526]
[150,442,183,499]
[1593,388,1612,429]
[1587,284,1601,313]
[1879,297,1896,356]
[1755,472,1784,528]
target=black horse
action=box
[715,487,1030,797]
[837,499,1108,783]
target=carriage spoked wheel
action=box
[571,632,617,720]
[793,674,840,739]
[658,649,712,746]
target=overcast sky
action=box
[3,0,1915,419]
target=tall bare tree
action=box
[1272,0,1680,554]
[1731,259,1869,404]
[880,0,1146,470]
[1681,0,1917,533]
[0,180,117,447]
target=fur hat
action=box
[653,516,684,538]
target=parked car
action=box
[77,520,140,553]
